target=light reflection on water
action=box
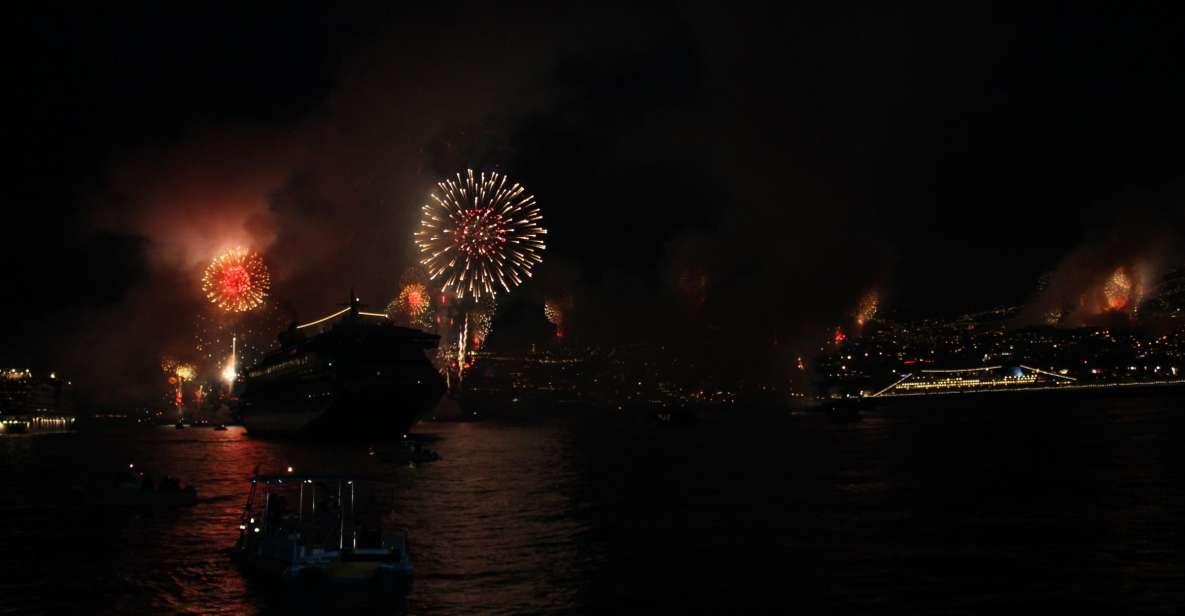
[1,398,1184,613]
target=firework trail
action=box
[456,312,469,377]
[192,301,288,377]
[414,169,546,299]
[202,248,271,312]
[432,294,496,383]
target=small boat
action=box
[174,421,187,429]
[374,438,441,464]
[87,467,198,507]
[214,424,229,431]
[653,406,697,425]
[232,471,413,593]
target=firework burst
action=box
[544,296,573,338]
[202,248,271,312]
[400,283,431,318]
[1103,266,1133,311]
[387,282,434,330]
[544,300,565,327]
[414,169,546,299]
[174,363,196,381]
[855,290,879,326]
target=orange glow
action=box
[1103,266,1132,311]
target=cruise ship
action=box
[236,294,446,437]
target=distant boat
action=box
[85,468,198,507]
[653,407,697,425]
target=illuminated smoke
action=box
[677,269,709,309]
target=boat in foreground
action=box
[232,471,413,594]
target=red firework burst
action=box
[202,248,271,312]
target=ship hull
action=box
[236,318,446,439]
[240,385,443,438]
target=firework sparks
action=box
[399,283,430,318]
[193,301,288,376]
[432,295,496,383]
[544,300,564,327]
[1103,266,1133,311]
[467,296,495,347]
[387,281,434,330]
[202,248,271,312]
[414,169,547,299]
[855,290,879,326]
[174,363,196,381]
[544,296,573,338]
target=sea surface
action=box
[1,396,1183,614]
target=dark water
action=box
[2,397,1184,614]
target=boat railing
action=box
[239,473,400,554]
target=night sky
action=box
[6,4,1185,399]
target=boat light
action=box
[287,466,294,473]
[249,517,255,523]
[239,524,246,530]
[253,527,261,533]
